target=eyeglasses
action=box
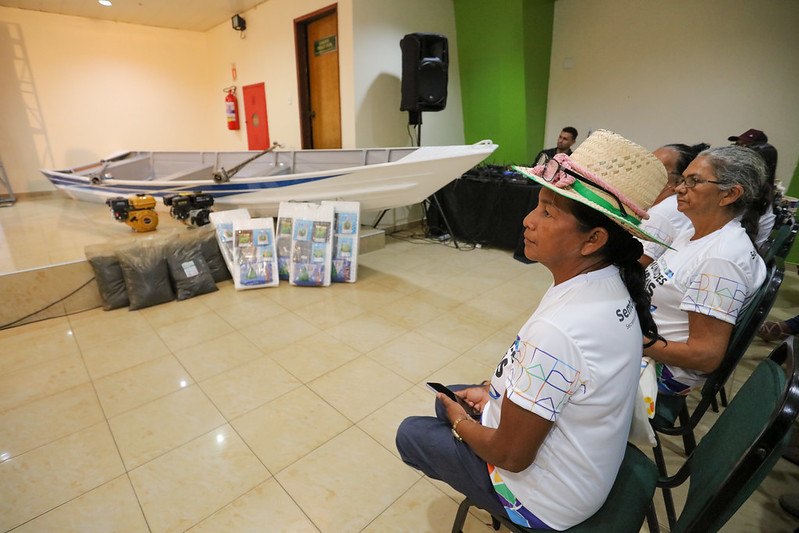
[540,157,628,217]
[673,174,722,188]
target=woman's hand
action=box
[437,393,469,425]
[456,386,491,414]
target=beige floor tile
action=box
[173,330,265,382]
[461,330,516,369]
[309,356,413,422]
[426,354,498,389]
[154,310,236,352]
[78,325,172,380]
[94,354,194,417]
[139,295,213,328]
[369,290,454,330]
[129,424,269,533]
[11,475,150,533]
[232,385,352,473]
[357,385,435,459]
[324,313,408,353]
[0,317,80,375]
[108,385,225,470]
[333,279,407,313]
[265,282,337,311]
[68,309,153,350]
[366,331,460,383]
[199,354,302,419]
[292,296,367,330]
[415,311,495,355]
[187,478,319,532]
[0,382,104,461]
[363,477,490,533]
[210,291,287,329]
[0,422,125,531]
[277,426,420,533]
[238,311,323,354]
[0,352,90,412]
[267,331,361,382]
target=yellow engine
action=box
[106,194,159,232]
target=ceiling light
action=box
[98,0,112,6]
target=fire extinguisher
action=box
[224,86,240,130]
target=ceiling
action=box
[0,0,268,32]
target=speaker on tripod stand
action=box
[400,33,448,132]
[398,32,458,247]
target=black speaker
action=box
[400,33,448,114]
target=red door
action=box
[243,82,270,150]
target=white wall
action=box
[352,0,464,148]
[0,8,212,193]
[546,0,799,186]
[204,0,355,151]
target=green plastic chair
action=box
[450,443,659,533]
[658,336,799,532]
[760,221,798,263]
[452,336,799,533]
[651,258,784,524]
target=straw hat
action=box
[514,129,668,244]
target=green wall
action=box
[454,0,554,165]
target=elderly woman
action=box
[644,146,767,395]
[396,130,667,530]
[639,143,709,267]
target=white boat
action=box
[40,141,497,215]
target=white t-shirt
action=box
[640,195,693,261]
[482,266,641,530]
[756,210,776,250]
[645,219,766,393]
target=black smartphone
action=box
[427,382,481,416]
[426,381,459,402]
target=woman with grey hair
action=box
[643,145,767,396]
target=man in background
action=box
[728,128,777,180]
[535,126,578,163]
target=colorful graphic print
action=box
[685,272,748,321]
[499,338,586,421]
[487,464,540,527]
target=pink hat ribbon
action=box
[531,153,649,220]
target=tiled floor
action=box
[0,194,798,532]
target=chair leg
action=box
[719,387,728,408]
[652,434,678,527]
[710,394,719,413]
[451,498,472,533]
[677,406,697,455]
[645,501,660,533]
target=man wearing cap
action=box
[728,128,777,180]
[534,127,578,163]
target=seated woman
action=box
[644,146,768,396]
[639,142,709,267]
[396,130,667,530]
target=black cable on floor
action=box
[0,275,97,330]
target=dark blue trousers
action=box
[395,384,509,519]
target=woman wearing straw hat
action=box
[396,130,667,530]
[643,146,767,396]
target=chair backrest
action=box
[671,336,799,532]
[698,258,784,403]
[760,222,798,263]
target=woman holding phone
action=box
[396,130,667,530]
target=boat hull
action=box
[40,142,497,215]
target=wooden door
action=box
[297,8,341,149]
[243,82,270,150]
